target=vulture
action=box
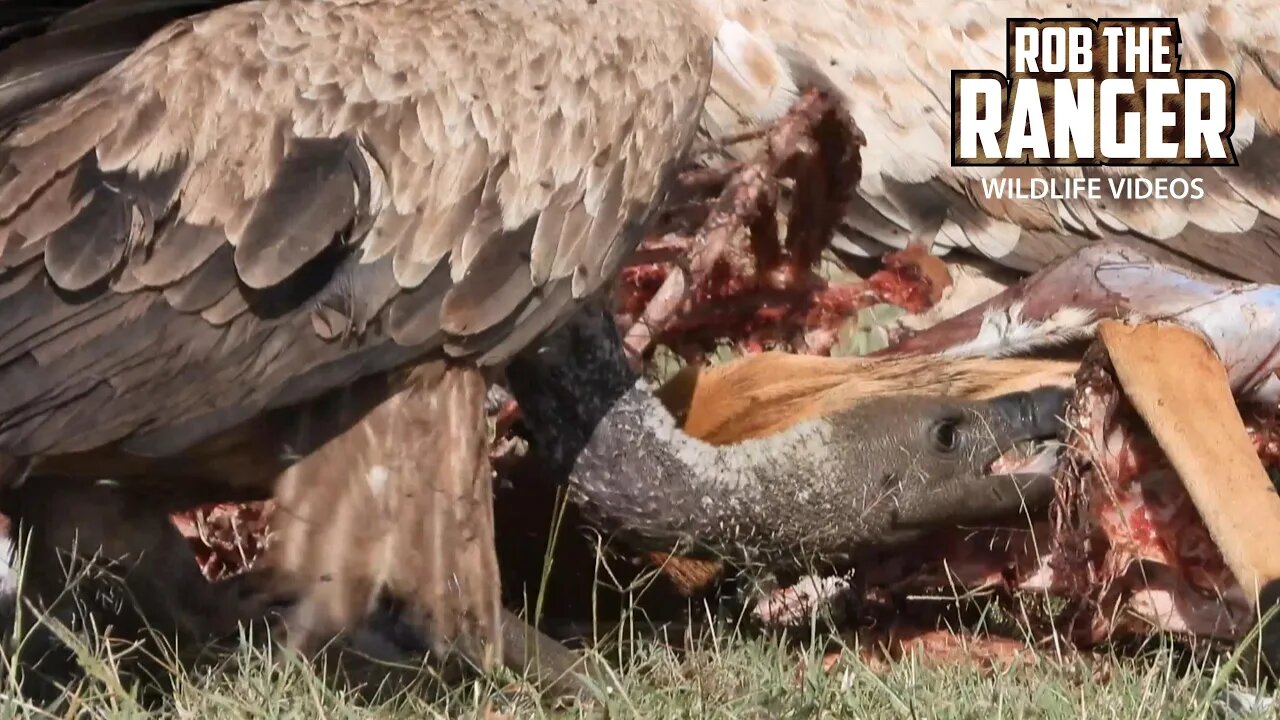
[701,0,1280,281]
[0,0,717,691]
[10,0,1269,698]
[0,1,1078,697]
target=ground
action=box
[0,600,1269,718]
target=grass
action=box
[1,498,1274,718]
[0,596,1273,719]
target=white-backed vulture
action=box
[13,0,1278,697]
[700,0,1280,280]
[0,0,715,691]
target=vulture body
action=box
[0,0,712,457]
[702,0,1280,281]
[0,0,714,690]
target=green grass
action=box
[1,506,1273,718]
[0,607,1272,719]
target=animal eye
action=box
[930,419,960,453]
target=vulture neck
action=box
[507,307,868,569]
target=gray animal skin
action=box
[507,304,1069,572]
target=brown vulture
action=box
[701,0,1280,281]
[0,0,1220,698]
[0,0,717,691]
[0,0,1078,696]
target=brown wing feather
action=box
[232,136,365,290]
[160,244,236,312]
[0,0,714,458]
[41,187,131,290]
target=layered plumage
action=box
[0,0,714,685]
[699,0,1280,280]
[0,0,712,457]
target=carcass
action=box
[642,244,1280,666]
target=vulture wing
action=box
[702,0,1280,281]
[0,0,714,458]
[0,0,235,120]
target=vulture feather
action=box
[700,0,1280,281]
